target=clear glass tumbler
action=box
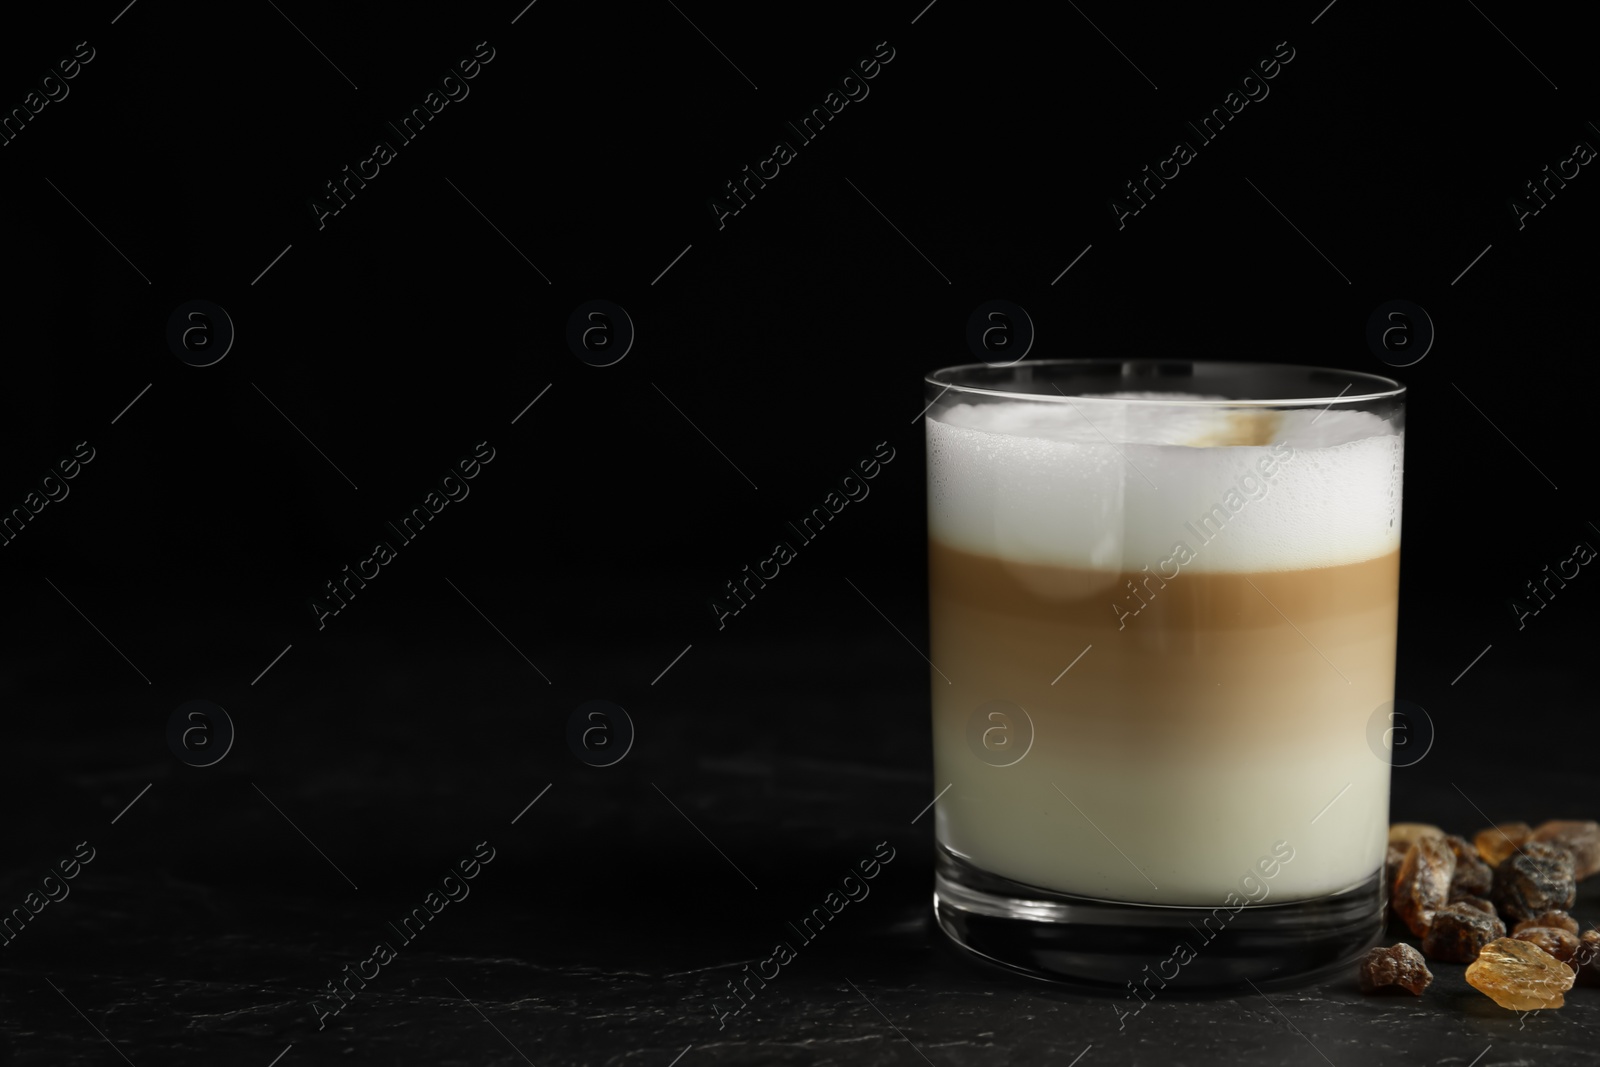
[925,360,1405,989]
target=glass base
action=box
[934,845,1384,990]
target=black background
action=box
[2,1,1598,1063]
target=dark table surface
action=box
[4,604,1597,1067]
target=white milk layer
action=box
[927,395,1402,573]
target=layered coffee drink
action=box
[928,393,1402,908]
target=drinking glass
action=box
[925,360,1405,988]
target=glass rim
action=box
[924,359,1405,408]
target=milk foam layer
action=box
[928,394,1402,572]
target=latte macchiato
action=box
[927,395,1402,907]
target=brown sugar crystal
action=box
[1454,897,1497,917]
[1511,926,1581,965]
[1357,943,1432,995]
[1492,842,1577,924]
[1422,903,1507,963]
[1465,937,1575,1010]
[1393,836,1455,937]
[1388,823,1446,849]
[1475,822,1533,866]
[1445,834,1493,899]
[1576,930,1600,986]
[1514,912,1580,936]
[1385,843,1407,892]
[1582,929,1600,961]
[1529,820,1600,880]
